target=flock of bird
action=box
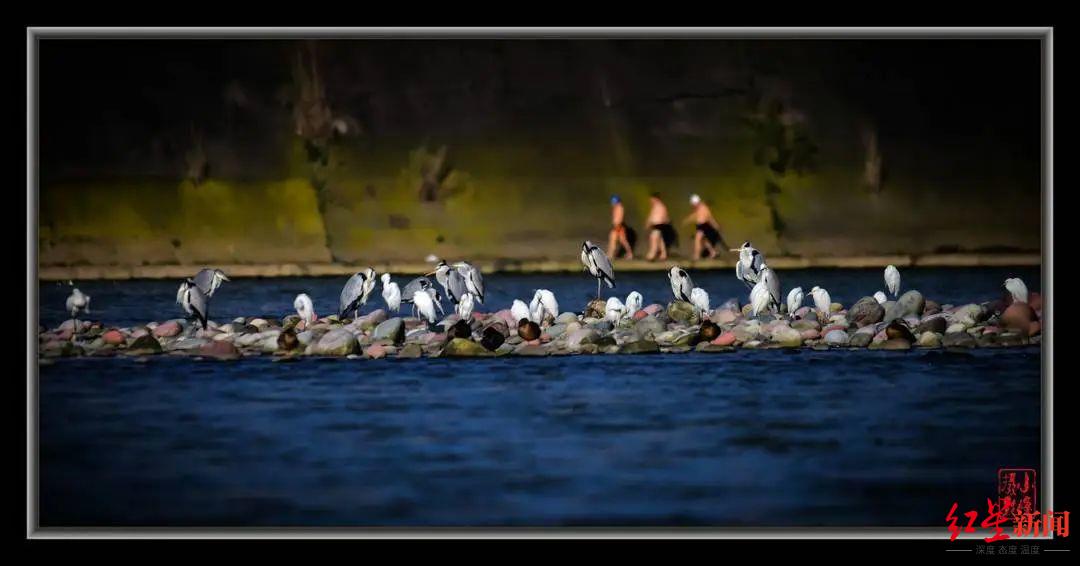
[63,237,1029,337]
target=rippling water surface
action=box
[37,267,1042,526]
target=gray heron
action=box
[581,240,615,298]
[432,260,468,304]
[668,266,693,303]
[177,279,209,329]
[453,262,485,304]
[340,268,377,319]
[732,241,766,289]
[192,268,230,298]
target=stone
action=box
[943,332,977,348]
[566,328,601,352]
[373,317,405,345]
[880,338,912,350]
[1027,321,1041,337]
[923,300,941,316]
[583,299,607,319]
[667,301,700,325]
[800,329,820,340]
[544,324,568,339]
[277,329,300,352]
[897,290,925,317]
[823,329,850,346]
[480,326,506,351]
[354,309,388,331]
[448,320,472,339]
[712,331,737,347]
[398,343,423,358]
[695,342,735,353]
[791,319,821,332]
[916,315,948,334]
[849,331,873,348]
[946,323,967,334]
[633,315,666,339]
[102,330,125,346]
[1001,302,1037,332]
[951,304,988,328]
[643,303,664,316]
[698,320,721,341]
[618,340,660,354]
[917,332,942,348]
[514,343,549,356]
[363,344,388,359]
[885,320,916,342]
[731,322,761,343]
[197,340,241,360]
[152,321,182,338]
[310,328,359,356]
[711,309,739,326]
[556,312,579,325]
[126,335,162,355]
[770,325,804,348]
[443,337,493,357]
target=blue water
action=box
[37,267,1042,527]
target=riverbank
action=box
[38,253,1042,281]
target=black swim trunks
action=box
[612,223,638,258]
[650,223,678,249]
[697,223,720,245]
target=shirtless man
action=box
[607,195,635,259]
[681,193,728,259]
[645,192,677,261]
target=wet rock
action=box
[310,329,359,356]
[823,329,850,346]
[643,303,664,316]
[556,312,579,325]
[885,320,917,342]
[443,337,492,357]
[1029,292,1043,312]
[1001,302,1037,332]
[354,309,388,331]
[277,329,300,352]
[515,343,549,356]
[923,300,941,316]
[449,320,472,340]
[917,314,948,334]
[800,328,820,341]
[1028,320,1041,337]
[544,324,568,339]
[699,320,721,342]
[879,338,912,350]
[584,299,607,319]
[363,344,388,359]
[633,315,665,339]
[732,321,762,343]
[791,319,820,332]
[398,343,423,358]
[42,340,83,358]
[126,335,163,355]
[518,320,541,341]
[695,342,735,353]
[667,301,699,325]
[770,325,804,348]
[102,330,125,346]
[588,320,614,333]
[712,331,737,347]
[710,309,739,326]
[373,317,405,345]
[152,321,182,338]
[480,326,506,351]
[849,327,875,347]
[566,328,600,352]
[618,340,660,354]
[917,332,942,348]
[197,340,241,360]
[943,331,977,348]
[632,310,649,321]
[951,304,988,328]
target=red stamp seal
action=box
[998,468,1037,525]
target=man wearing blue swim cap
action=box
[607,195,635,259]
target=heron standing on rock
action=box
[294,293,317,326]
[732,241,766,289]
[690,287,711,318]
[530,289,559,325]
[625,291,643,319]
[885,265,901,297]
[412,289,437,326]
[605,297,627,324]
[177,280,209,329]
[581,240,616,299]
[787,286,804,318]
[810,286,832,319]
[1005,277,1029,304]
[668,266,693,303]
[457,292,475,322]
[381,273,401,313]
[432,260,468,305]
[340,268,377,319]
[192,268,230,298]
[511,299,531,324]
[454,262,485,304]
[65,284,91,331]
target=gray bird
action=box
[580,240,615,298]
[432,260,468,304]
[340,268,377,319]
[192,268,230,297]
[760,266,781,313]
[65,284,91,331]
[668,266,694,303]
[453,261,485,304]
[177,279,209,329]
[732,241,766,289]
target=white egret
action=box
[668,266,693,302]
[581,240,616,298]
[605,296,627,324]
[732,241,766,289]
[340,268,377,319]
[786,286,804,318]
[625,291,643,319]
[690,287,710,318]
[401,276,434,305]
[810,286,832,318]
[381,273,401,313]
[1004,278,1029,304]
[530,289,559,324]
[750,279,771,317]
[511,299,531,324]
[65,285,91,330]
[457,292,475,322]
[885,264,901,297]
[293,293,317,325]
[412,289,437,325]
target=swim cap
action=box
[689,194,701,205]
[610,195,621,205]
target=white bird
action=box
[668,266,694,302]
[192,268,230,298]
[340,268,377,318]
[625,291,643,319]
[380,273,401,313]
[690,287,710,317]
[530,289,559,324]
[511,299,532,324]
[457,292,475,322]
[65,286,91,329]
[581,240,616,298]
[810,286,832,318]
[412,289,437,325]
[177,280,209,329]
[760,266,781,313]
[786,286,804,318]
[884,265,901,297]
[605,297,627,324]
[750,279,771,317]
[453,262,485,304]
[293,293,317,325]
[732,241,767,288]
[874,291,887,304]
[1005,278,1029,304]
